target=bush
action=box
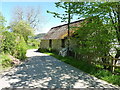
[27,38,39,49]
[14,35,27,60]
[1,31,16,54]
[0,54,12,68]
[37,48,58,53]
[2,58,12,67]
[1,31,27,60]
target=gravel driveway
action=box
[0,49,119,89]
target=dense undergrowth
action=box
[0,54,13,68]
[1,31,27,60]
[27,38,40,49]
[38,48,120,86]
[0,31,38,69]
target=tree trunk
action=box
[114,3,120,69]
[67,2,71,56]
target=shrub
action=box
[1,31,27,60]
[2,58,12,67]
[1,31,16,54]
[15,47,26,60]
[27,38,39,49]
[15,36,27,60]
[0,54,12,68]
[37,48,49,53]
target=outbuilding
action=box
[39,19,84,52]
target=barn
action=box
[39,19,84,52]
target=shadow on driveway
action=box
[1,51,118,88]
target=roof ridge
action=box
[51,19,84,29]
[43,19,84,40]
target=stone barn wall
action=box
[39,20,84,52]
[51,38,77,52]
[51,39,62,51]
[40,39,63,51]
[40,40,49,49]
[40,38,77,52]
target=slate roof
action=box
[43,19,84,40]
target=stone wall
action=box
[40,40,49,49]
[40,38,77,52]
[51,39,62,51]
[40,39,63,52]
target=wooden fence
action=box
[91,56,120,73]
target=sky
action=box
[0,1,78,34]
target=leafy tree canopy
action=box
[0,12,6,32]
[10,20,34,43]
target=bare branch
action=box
[12,6,41,31]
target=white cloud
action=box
[35,27,51,34]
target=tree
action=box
[48,2,120,72]
[47,2,75,55]
[0,12,6,32]
[0,12,6,52]
[1,31,27,60]
[74,17,113,64]
[0,12,27,60]
[72,2,120,71]
[12,6,41,30]
[10,20,33,43]
[73,2,120,47]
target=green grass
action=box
[0,54,13,72]
[45,52,120,86]
[27,45,38,49]
[27,38,40,49]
